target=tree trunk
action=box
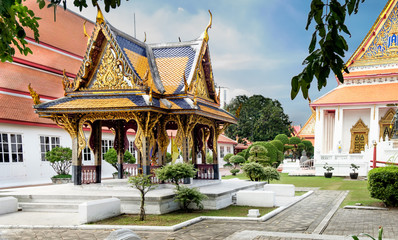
[140,192,145,221]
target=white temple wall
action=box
[342,108,371,153]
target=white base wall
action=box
[0,123,117,188]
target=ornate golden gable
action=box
[350,119,369,154]
[379,108,396,141]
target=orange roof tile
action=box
[0,62,64,98]
[218,134,237,145]
[312,83,398,105]
[24,0,94,57]
[0,94,55,125]
[13,43,82,74]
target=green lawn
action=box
[223,173,382,207]
[93,205,275,226]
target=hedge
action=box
[368,166,398,206]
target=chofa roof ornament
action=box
[202,10,212,42]
[96,4,105,24]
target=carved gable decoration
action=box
[348,1,398,67]
[379,108,396,141]
[350,119,369,154]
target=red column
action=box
[373,142,377,169]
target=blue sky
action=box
[71,1,387,126]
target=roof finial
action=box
[193,85,198,107]
[202,10,212,42]
[28,83,41,105]
[144,32,147,43]
[96,4,105,24]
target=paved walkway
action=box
[0,189,397,240]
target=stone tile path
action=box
[0,190,397,240]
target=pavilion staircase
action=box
[13,195,110,213]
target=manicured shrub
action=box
[289,136,301,145]
[206,152,213,164]
[274,134,289,145]
[241,162,266,181]
[155,163,196,189]
[230,169,240,175]
[263,166,280,183]
[248,145,269,166]
[230,155,246,168]
[270,140,284,152]
[223,163,233,168]
[368,166,398,206]
[123,150,136,164]
[45,146,72,176]
[174,186,208,212]
[223,153,234,163]
[165,152,172,163]
[237,150,247,159]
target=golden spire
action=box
[144,32,147,43]
[183,74,189,93]
[28,83,41,105]
[96,4,105,24]
[202,10,212,42]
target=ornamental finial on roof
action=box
[28,83,41,105]
[96,4,105,24]
[183,74,189,93]
[202,10,212,42]
[144,32,147,43]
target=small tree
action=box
[104,148,135,172]
[155,163,196,190]
[174,186,208,212]
[263,166,280,183]
[289,137,302,161]
[241,162,266,181]
[128,175,156,221]
[45,146,72,177]
[230,155,246,169]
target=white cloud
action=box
[177,7,184,12]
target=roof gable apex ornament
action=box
[96,4,105,24]
[183,74,189,94]
[201,10,212,42]
[28,83,41,105]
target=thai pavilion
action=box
[30,8,237,185]
[311,0,398,176]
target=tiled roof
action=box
[0,62,64,99]
[24,0,94,57]
[218,134,237,145]
[153,46,197,94]
[312,82,398,105]
[0,94,55,125]
[344,68,398,79]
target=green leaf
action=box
[309,32,317,53]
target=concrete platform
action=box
[0,179,266,215]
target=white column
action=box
[334,107,344,153]
[369,105,379,144]
[314,107,323,157]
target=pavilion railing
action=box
[81,166,97,184]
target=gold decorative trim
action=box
[28,83,41,105]
[349,119,369,154]
[379,108,396,141]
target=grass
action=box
[93,205,275,226]
[223,173,382,207]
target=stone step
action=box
[19,202,79,213]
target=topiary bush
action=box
[155,163,196,189]
[248,145,269,166]
[104,148,136,172]
[174,186,208,212]
[368,166,398,206]
[230,155,246,168]
[241,162,266,181]
[223,153,234,163]
[270,140,284,152]
[274,134,289,145]
[206,152,213,164]
[230,168,240,175]
[123,150,136,164]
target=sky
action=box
[70,0,388,126]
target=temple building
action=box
[311,0,398,176]
[0,1,236,187]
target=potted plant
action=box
[45,146,72,184]
[323,162,334,178]
[350,163,360,179]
